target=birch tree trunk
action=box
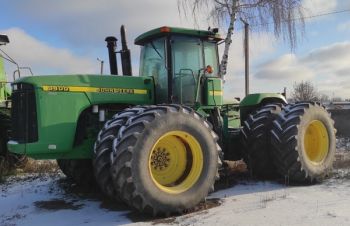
[220,0,239,80]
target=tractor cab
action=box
[135,26,223,106]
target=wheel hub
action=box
[148,131,203,194]
[150,147,170,170]
[304,120,329,164]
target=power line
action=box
[302,8,350,20]
[235,8,350,30]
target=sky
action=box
[0,0,349,100]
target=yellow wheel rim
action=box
[149,131,203,194]
[304,120,329,164]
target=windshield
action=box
[139,38,168,103]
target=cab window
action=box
[204,41,219,77]
[139,38,168,103]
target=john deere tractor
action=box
[0,35,26,168]
[7,26,335,216]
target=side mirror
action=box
[0,34,10,45]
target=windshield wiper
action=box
[150,41,163,59]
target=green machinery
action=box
[7,26,335,216]
[0,35,26,167]
[0,35,11,117]
[0,55,12,164]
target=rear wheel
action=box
[271,102,336,183]
[241,103,282,178]
[56,159,95,186]
[110,105,221,216]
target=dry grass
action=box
[19,159,59,174]
[0,158,59,182]
[223,160,248,175]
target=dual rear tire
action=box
[271,102,336,183]
[242,102,336,183]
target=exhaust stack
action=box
[120,25,132,76]
[105,36,118,75]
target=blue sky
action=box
[0,0,349,99]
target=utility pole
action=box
[97,58,104,75]
[240,18,249,97]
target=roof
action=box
[134,26,223,45]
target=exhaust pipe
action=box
[120,25,132,76]
[105,36,118,75]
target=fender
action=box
[239,93,287,122]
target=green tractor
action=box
[7,26,335,215]
[0,35,27,168]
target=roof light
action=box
[0,34,9,45]
[160,26,171,33]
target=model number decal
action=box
[42,86,147,95]
[44,86,70,92]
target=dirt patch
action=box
[56,177,100,198]
[34,199,84,211]
[126,198,222,224]
[184,198,221,214]
[334,152,350,169]
[152,217,177,225]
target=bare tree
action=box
[319,93,330,104]
[331,97,343,102]
[291,81,318,102]
[178,0,305,77]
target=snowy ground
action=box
[1,139,350,226]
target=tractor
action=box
[7,26,336,216]
[0,35,27,168]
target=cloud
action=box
[253,41,350,98]
[255,54,314,80]
[302,0,338,16]
[2,0,207,48]
[302,42,350,71]
[0,28,97,78]
[337,21,350,32]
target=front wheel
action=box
[110,105,221,216]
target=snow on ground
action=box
[142,176,350,226]
[2,172,350,226]
[1,139,350,226]
[0,174,132,226]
